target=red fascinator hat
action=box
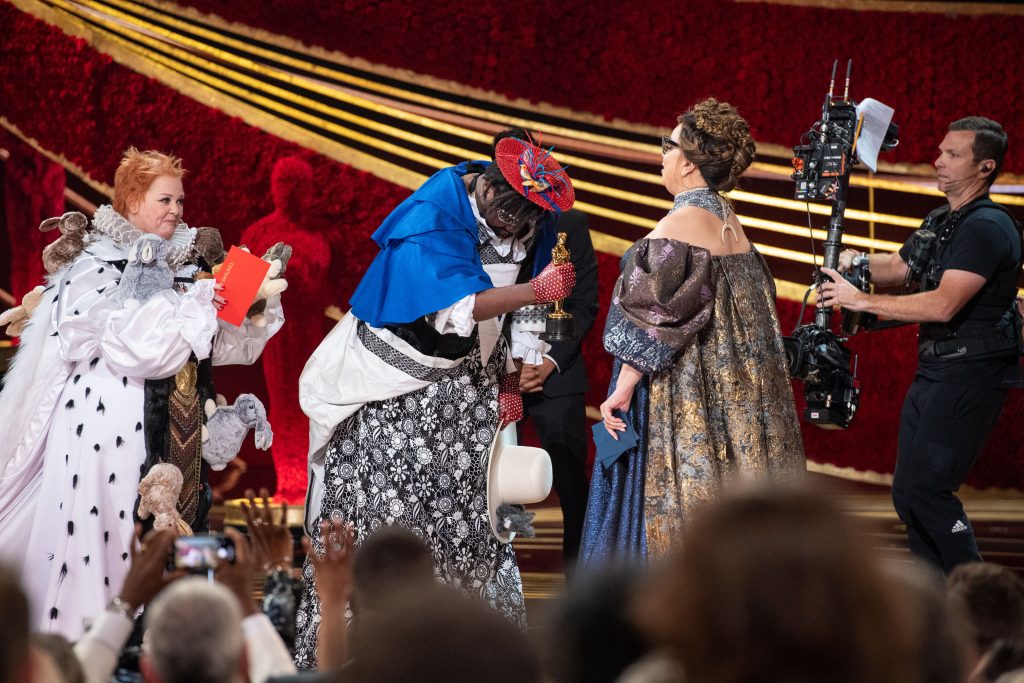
[494,137,575,213]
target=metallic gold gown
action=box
[581,189,805,562]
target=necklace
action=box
[671,188,737,243]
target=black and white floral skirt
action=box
[293,343,525,668]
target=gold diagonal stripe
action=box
[58,0,1024,214]
[60,0,1024,191]
[124,0,1024,190]
[53,0,923,251]
[734,0,1024,16]
[114,0,660,154]
[15,0,1019,280]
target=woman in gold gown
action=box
[580,99,805,563]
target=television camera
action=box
[783,60,898,429]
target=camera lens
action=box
[782,337,803,377]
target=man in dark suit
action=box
[518,207,598,569]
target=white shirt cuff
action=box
[434,294,476,337]
[242,613,298,682]
[542,353,561,373]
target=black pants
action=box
[893,377,1006,572]
[521,392,590,570]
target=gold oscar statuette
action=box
[539,232,576,342]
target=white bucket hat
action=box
[486,424,552,544]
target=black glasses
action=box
[660,136,680,154]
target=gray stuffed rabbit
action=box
[200,393,273,471]
[39,211,90,275]
[116,234,174,307]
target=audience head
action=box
[352,524,435,613]
[537,567,650,683]
[663,98,756,194]
[0,564,29,683]
[142,577,246,683]
[885,561,971,683]
[641,483,919,683]
[344,584,541,683]
[948,562,1024,652]
[30,635,85,683]
[985,639,1024,683]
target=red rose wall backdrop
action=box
[1,0,1022,496]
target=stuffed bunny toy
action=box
[39,211,90,275]
[201,393,273,471]
[194,226,226,268]
[0,285,45,337]
[137,463,193,536]
[246,242,292,327]
[115,234,174,308]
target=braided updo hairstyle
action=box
[676,98,756,193]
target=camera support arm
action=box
[816,171,852,328]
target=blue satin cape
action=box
[349,162,494,327]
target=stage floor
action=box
[216,473,1024,606]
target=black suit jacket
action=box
[541,209,599,398]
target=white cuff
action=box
[434,294,476,337]
[542,353,561,373]
[511,329,550,366]
[177,278,218,359]
[242,613,298,682]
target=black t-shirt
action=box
[898,196,1022,387]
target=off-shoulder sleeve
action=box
[602,238,714,374]
[54,255,219,379]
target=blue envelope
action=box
[591,412,639,470]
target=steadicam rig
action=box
[783,60,898,429]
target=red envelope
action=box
[215,246,272,327]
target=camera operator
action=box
[818,117,1022,573]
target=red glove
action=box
[531,262,576,304]
[497,370,524,430]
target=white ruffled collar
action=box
[91,204,196,268]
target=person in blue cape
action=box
[295,132,577,667]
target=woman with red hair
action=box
[0,148,282,640]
